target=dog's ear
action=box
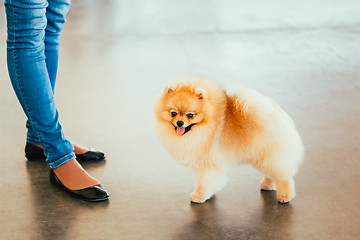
[195,88,205,99]
[165,86,175,94]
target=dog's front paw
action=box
[190,191,211,203]
[276,179,295,204]
[277,191,296,204]
[277,193,292,203]
[261,177,276,191]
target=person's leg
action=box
[5,0,74,168]
[5,0,104,192]
[25,0,64,146]
[25,0,89,155]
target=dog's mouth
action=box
[174,124,195,136]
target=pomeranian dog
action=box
[154,81,304,204]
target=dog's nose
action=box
[177,121,184,127]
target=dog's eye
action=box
[171,112,177,117]
[186,113,194,118]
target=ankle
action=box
[53,159,100,190]
[72,143,89,155]
[34,143,43,149]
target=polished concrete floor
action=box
[1,1,360,239]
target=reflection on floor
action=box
[0,0,359,239]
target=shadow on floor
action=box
[175,191,294,240]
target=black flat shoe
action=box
[50,169,109,202]
[75,147,106,161]
[25,142,106,161]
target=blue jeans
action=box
[5,0,75,168]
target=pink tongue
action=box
[176,127,186,135]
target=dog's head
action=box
[155,82,225,136]
[159,84,205,135]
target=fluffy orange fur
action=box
[154,81,304,203]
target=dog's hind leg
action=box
[190,167,228,203]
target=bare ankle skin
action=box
[53,159,100,190]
